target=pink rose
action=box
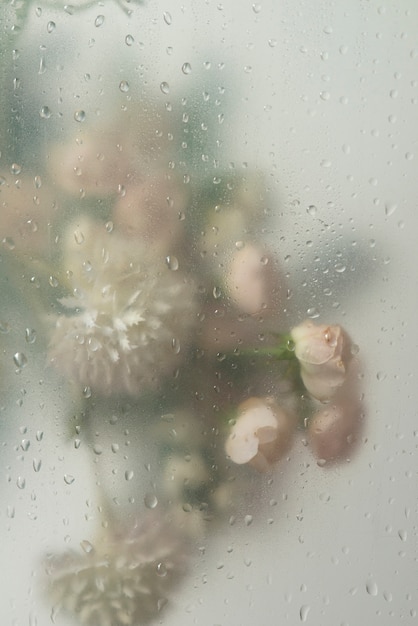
[225,397,294,472]
[290,320,350,402]
[308,357,363,463]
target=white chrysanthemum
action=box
[49,218,198,395]
[45,514,189,626]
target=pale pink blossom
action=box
[225,397,294,472]
[290,320,350,402]
[308,358,363,463]
[225,244,271,315]
[112,173,188,255]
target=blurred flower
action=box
[225,397,294,472]
[112,172,188,256]
[48,218,198,395]
[225,244,275,315]
[290,320,350,402]
[45,513,189,626]
[308,358,364,463]
[49,106,171,198]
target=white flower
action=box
[48,218,198,395]
[290,320,350,402]
[225,397,294,472]
[45,513,189,626]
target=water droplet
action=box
[93,444,103,455]
[25,328,37,344]
[17,476,26,489]
[334,263,346,273]
[95,14,105,27]
[7,505,15,518]
[40,106,51,119]
[252,3,261,13]
[125,34,134,46]
[307,205,317,217]
[73,228,85,245]
[268,38,277,47]
[47,21,56,33]
[11,163,22,175]
[74,439,81,449]
[366,579,378,596]
[119,80,130,93]
[21,439,30,451]
[160,81,170,94]
[376,371,387,381]
[385,202,397,217]
[182,62,192,75]
[64,474,75,485]
[156,561,167,576]
[213,286,222,299]
[13,352,27,369]
[398,529,407,542]
[33,458,42,472]
[244,514,253,526]
[74,110,86,123]
[171,337,181,354]
[163,11,172,25]
[300,605,311,622]
[125,470,134,481]
[165,255,179,270]
[82,386,92,398]
[80,539,94,554]
[306,307,319,319]
[144,492,158,509]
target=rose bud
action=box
[290,320,351,402]
[225,397,294,472]
[308,401,361,463]
[308,356,363,463]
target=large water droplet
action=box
[17,476,26,489]
[64,474,75,485]
[40,106,51,119]
[165,255,179,270]
[300,605,311,622]
[119,80,130,93]
[25,328,37,344]
[160,81,170,94]
[144,492,158,509]
[80,539,94,554]
[182,62,192,75]
[163,11,172,25]
[94,14,105,27]
[13,352,27,369]
[156,561,167,576]
[74,110,86,123]
[366,579,378,596]
[385,202,397,217]
[125,34,134,46]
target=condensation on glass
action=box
[1,1,417,625]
